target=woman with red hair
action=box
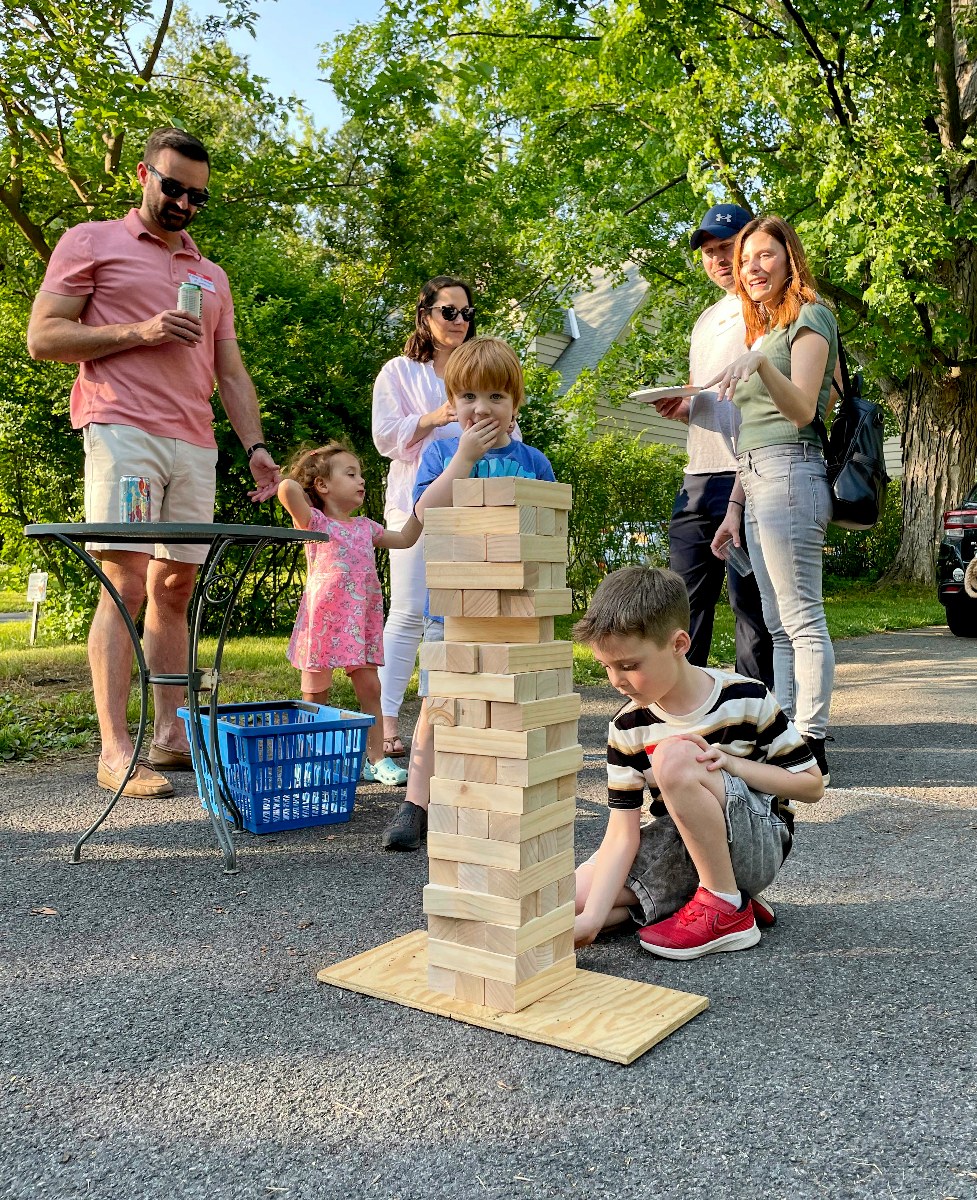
[709,216,838,784]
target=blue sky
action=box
[156,0,385,132]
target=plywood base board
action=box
[316,931,708,1064]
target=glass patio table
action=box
[23,521,328,874]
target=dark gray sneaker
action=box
[803,735,831,786]
[381,801,428,852]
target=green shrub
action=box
[824,480,903,582]
[548,428,686,606]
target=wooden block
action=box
[537,880,560,915]
[551,563,568,588]
[427,963,456,994]
[478,642,573,675]
[520,836,540,868]
[427,831,522,870]
[457,807,490,839]
[555,667,573,693]
[435,724,548,761]
[425,506,531,536]
[490,694,582,732]
[427,914,487,949]
[495,745,584,787]
[536,563,553,589]
[452,479,485,506]
[452,534,488,561]
[426,561,541,590]
[443,616,554,645]
[424,533,456,562]
[427,670,538,704]
[483,848,576,899]
[500,589,573,618]
[554,511,568,537]
[433,751,467,780]
[464,754,497,784]
[555,824,574,854]
[428,938,525,985]
[426,696,457,728]
[484,534,568,563]
[519,506,537,533]
[482,954,577,1012]
[482,902,575,957]
[552,929,574,960]
[428,589,464,616]
[429,777,557,815]
[427,803,458,835]
[545,720,579,752]
[429,857,459,887]
[532,938,556,971]
[521,893,541,923]
[536,507,556,536]
[457,863,489,892]
[454,972,485,1005]
[486,797,577,844]
[419,642,479,673]
[481,478,572,510]
[319,930,709,1062]
[461,590,501,618]
[556,773,578,801]
[534,669,560,700]
[557,873,576,906]
[456,699,489,728]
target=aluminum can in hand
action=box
[177,283,202,318]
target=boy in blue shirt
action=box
[381,337,556,850]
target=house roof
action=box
[552,264,649,395]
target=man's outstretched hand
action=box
[247,448,282,503]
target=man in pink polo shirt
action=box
[27,127,280,799]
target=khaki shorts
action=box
[83,423,218,564]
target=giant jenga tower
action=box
[420,477,582,1012]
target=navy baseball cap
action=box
[690,203,754,251]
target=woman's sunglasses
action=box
[423,304,475,322]
[146,163,210,209]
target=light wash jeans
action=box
[738,443,834,739]
[377,506,426,719]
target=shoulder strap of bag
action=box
[811,329,848,459]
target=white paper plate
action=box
[627,385,700,404]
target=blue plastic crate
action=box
[177,701,374,834]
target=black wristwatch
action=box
[246,441,268,460]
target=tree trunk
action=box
[885,370,977,584]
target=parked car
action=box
[937,482,977,637]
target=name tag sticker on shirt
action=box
[187,272,216,292]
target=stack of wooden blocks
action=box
[420,477,583,1012]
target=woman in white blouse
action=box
[372,277,474,757]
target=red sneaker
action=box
[638,887,760,960]
[751,895,776,927]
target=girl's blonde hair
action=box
[286,441,358,511]
[733,215,818,347]
[443,336,525,409]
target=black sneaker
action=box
[803,735,831,786]
[381,801,428,852]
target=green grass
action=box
[0,589,29,613]
[0,582,946,763]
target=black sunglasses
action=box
[423,304,475,322]
[145,163,210,209]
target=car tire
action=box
[945,597,977,637]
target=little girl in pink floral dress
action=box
[278,442,422,786]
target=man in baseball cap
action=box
[689,203,754,252]
[654,200,773,687]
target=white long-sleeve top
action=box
[372,356,461,517]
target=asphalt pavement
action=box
[2,627,975,1200]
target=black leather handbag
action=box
[812,337,889,531]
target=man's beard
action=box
[150,195,195,232]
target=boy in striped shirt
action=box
[573,566,823,959]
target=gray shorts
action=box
[623,771,792,926]
[416,618,444,698]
